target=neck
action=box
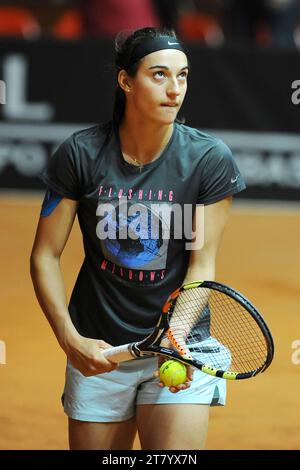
[119,113,174,165]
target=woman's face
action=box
[124,49,189,125]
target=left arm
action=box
[158,196,232,391]
[183,196,232,284]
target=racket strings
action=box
[168,290,209,357]
[209,293,266,371]
[168,288,268,374]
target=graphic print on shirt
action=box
[96,186,175,282]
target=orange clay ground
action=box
[0,193,299,449]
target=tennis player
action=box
[30,27,246,450]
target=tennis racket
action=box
[103,280,274,380]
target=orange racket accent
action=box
[162,301,171,313]
[166,328,189,356]
[170,288,181,300]
[162,288,181,313]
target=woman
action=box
[30,27,246,450]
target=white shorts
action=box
[62,356,227,423]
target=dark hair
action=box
[113,27,186,125]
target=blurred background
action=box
[0,0,300,450]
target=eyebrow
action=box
[148,65,189,71]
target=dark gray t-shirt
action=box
[40,121,246,345]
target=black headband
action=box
[125,36,186,69]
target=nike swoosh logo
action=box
[168,41,179,45]
[231,175,239,183]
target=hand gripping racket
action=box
[103,280,274,380]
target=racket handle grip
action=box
[103,344,134,363]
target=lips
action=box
[161,103,178,107]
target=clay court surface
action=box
[0,192,299,450]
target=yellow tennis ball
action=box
[159,360,187,387]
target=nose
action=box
[166,78,180,98]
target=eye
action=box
[153,71,165,79]
[178,71,188,80]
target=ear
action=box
[118,70,132,93]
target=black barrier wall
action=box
[0,39,299,200]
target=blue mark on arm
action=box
[40,189,63,217]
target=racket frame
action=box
[104,280,275,380]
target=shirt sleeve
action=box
[38,135,81,200]
[196,140,246,205]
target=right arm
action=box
[30,196,117,376]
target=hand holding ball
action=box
[159,360,187,387]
